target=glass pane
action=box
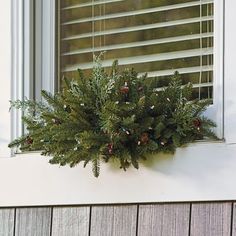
[59,0,214,99]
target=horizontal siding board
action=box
[190,203,232,236]
[138,204,190,236]
[0,208,14,236]
[15,207,51,236]
[231,203,236,236]
[51,206,90,236]
[0,202,235,235]
[90,205,137,236]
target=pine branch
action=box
[8,57,217,177]
[92,158,100,177]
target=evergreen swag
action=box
[9,56,217,177]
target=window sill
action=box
[0,141,236,207]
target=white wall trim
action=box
[11,0,24,154]
[210,0,224,139]
[224,0,236,143]
[42,0,57,93]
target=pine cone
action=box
[140,132,149,144]
[193,118,201,128]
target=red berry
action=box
[120,85,129,94]
[107,143,113,155]
[26,136,33,145]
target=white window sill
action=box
[0,141,236,207]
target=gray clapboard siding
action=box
[190,203,232,236]
[1,202,236,235]
[90,205,137,236]
[0,208,14,236]
[138,203,190,236]
[15,207,51,236]
[232,203,236,236]
[51,206,90,236]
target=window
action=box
[10,0,223,142]
[59,0,213,100]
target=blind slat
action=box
[62,0,213,25]
[62,16,213,41]
[62,0,125,10]
[62,32,213,56]
[141,65,213,78]
[63,48,213,72]
[153,82,213,92]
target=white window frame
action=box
[11,0,57,145]
[1,0,236,207]
[12,0,224,141]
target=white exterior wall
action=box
[0,0,236,207]
[0,0,11,157]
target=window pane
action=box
[59,0,214,99]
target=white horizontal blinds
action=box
[60,0,214,99]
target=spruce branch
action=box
[8,57,217,177]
